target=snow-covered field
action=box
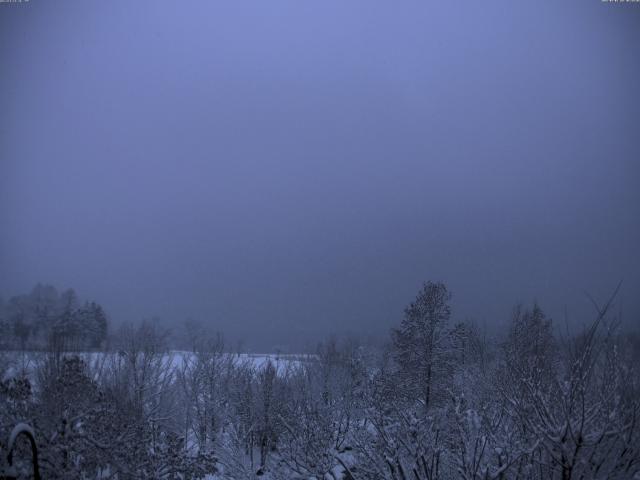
[0,350,313,381]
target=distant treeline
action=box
[0,284,108,351]
[1,281,638,479]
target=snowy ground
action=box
[0,350,312,381]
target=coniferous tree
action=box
[392,281,452,409]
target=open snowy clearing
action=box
[0,350,313,381]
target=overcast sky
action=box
[1,0,639,350]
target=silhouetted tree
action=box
[392,281,452,409]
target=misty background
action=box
[1,0,639,351]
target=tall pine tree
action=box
[392,281,452,410]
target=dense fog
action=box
[1,0,639,478]
[2,0,639,350]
